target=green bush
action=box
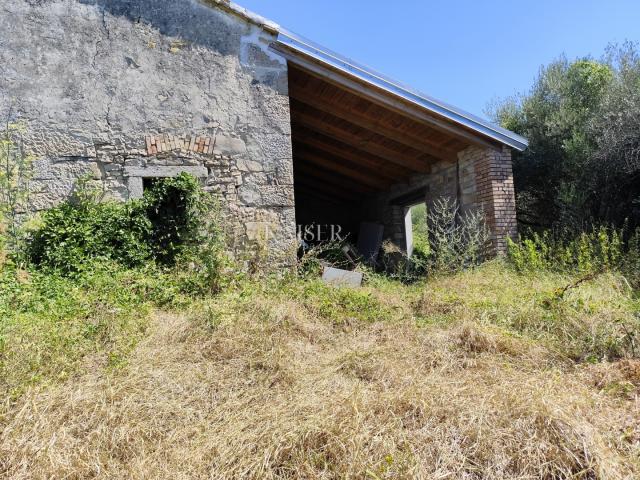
[24,173,221,275]
[508,226,638,284]
[425,197,489,274]
[26,199,152,273]
[143,174,211,265]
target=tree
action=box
[491,43,640,233]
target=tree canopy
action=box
[492,42,640,233]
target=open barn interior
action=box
[287,63,473,252]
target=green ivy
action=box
[24,173,217,274]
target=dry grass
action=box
[1,265,639,479]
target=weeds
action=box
[2,262,639,478]
[426,197,490,273]
[507,226,635,273]
[0,262,179,402]
[1,175,640,477]
[0,117,33,262]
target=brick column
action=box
[460,145,517,255]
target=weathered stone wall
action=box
[369,145,517,256]
[0,0,296,266]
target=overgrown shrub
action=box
[143,174,212,265]
[376,198,489,283]
[426,197,490,273]
[507,226,636,275]
[24,173,224,281]
[26,197,152,273]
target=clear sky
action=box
[237,0,640,120]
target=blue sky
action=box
[238,0,640,120]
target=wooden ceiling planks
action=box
[291,110,433,173]
[287,63,491,201]
[294,179,358,205]
[293,128,412,180]
[293,144,393,189]
[294,161,376,194]
[289,73,461,161]
[287,61,501,151]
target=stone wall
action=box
[0,0,296,266]
[370,145,517,256]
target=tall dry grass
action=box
[1,265,639,479]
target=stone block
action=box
[127,177,144,199]
[213,135,246,156]
[260,185,294,207]
[322,267,363,288]
[236,156,264,172]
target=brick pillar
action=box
[461,145,517,255]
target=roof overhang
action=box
[211,1,528,151]
[271,29,528,152]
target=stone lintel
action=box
[124,166,209,178]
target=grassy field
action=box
[1,261,639,478]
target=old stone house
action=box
[0,0,527,267]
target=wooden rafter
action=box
[294,162,376,194]
[293,147,391,189]
[288,63,502,151]
[292,128,413,180]
[293,137,404,181]
[291,111,433,173]
[294,180,356,205]
[288,89,460,161]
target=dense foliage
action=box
[25,173,218,274]
[26,197,152,272]
[508,226,640,285]
[492,42,640,232]
[143,174,213,265]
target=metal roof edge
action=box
[202,1,528,151]
[275,28,529,152]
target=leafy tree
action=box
[491,43,640,232]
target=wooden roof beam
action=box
[294,173,372,198]
[293,127,413,180]
[293,141,404,184]
[294,149,390,189]
[294,162,377,194]
[294,181,356,205]
[289,92,460,161]
[291,112,433,173]
[288,63,502,151]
